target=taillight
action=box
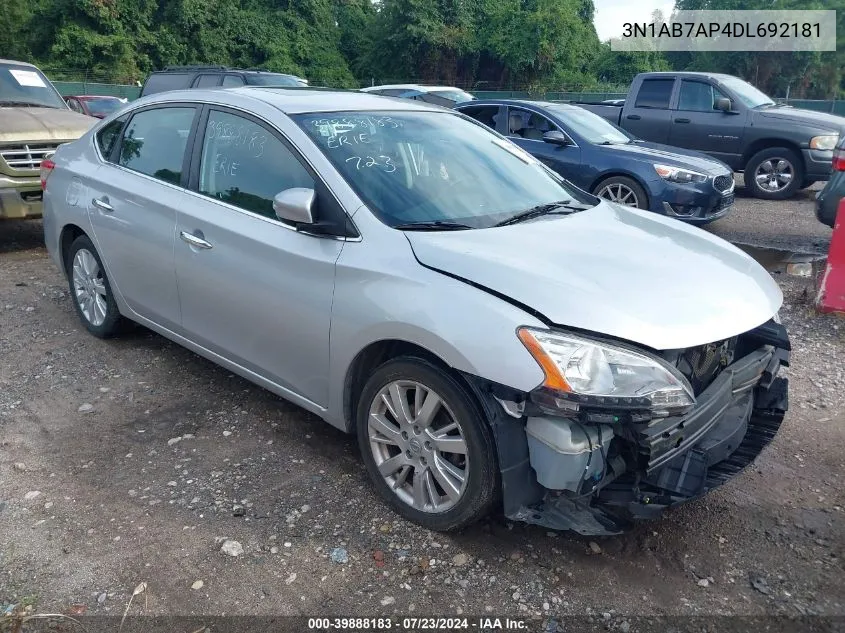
[40,158,55,189]
[833,148,845,172]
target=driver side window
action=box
[506,108,559,140]
[678,80,729,112]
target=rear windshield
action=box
[245,74,308,87]
[142,73,192,96]
[429,89,475,104]
[0,63,66,109]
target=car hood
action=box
[757,106,845,134]
[405,202,781,350]
[0,107,96,143]
[599,141,731,176]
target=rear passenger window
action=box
[459,106,501,130]
[194,74,221,88]
[117,107,196,185]
[222,75,245,87]
[96,115,128,160]
[197,110,314,218]
[635,79,674,109]
[141,73,191,96]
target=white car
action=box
[360,84,475,108]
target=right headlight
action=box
[518,327,695,418]
[809,134,838,151]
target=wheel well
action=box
[343,340,452,433]
[741,139,804,172]
[59,224,86,274]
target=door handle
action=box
[674,118,691,124]
[92,197,113,212]
[626,114,641,120]
[180,231,213,250]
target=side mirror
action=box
[543,130,572,146]
[273,188,315,224]
[716,97,733,113]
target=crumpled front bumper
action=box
[469,327,790,536]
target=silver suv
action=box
[42,88,789,534]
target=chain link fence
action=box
[45,71,844,115]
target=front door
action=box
[669,79,745,165]
[174,107,343,407]
[87,105,198,330]
[505,106,584,186]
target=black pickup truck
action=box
[580,72,845,200]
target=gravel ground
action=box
[0,189,843,626]
[705,178,833,254]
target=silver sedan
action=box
[42,88,789,534]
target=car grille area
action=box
[0,143,60,172]
[713,174,735,194]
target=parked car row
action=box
[40,86,790,534]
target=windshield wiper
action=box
[394,220,474,231]
[494,200,587,227]
[0,100,59,108]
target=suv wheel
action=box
[356,357,498,531]
[66,235,124,338]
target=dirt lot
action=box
[0,187,843,627]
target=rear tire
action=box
[356,356,498,531]
[592,176,649,209]
[66,235,125,338]
[745,147,803,200]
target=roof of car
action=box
[136,87,445,115]
[361,84,467,93]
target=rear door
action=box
[622,77,675,143]
[669,79,745,164]
[86,104,199,330]
[174,106,344,406]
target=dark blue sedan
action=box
[455,99,736,224]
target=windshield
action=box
[430,89,475,104]
[546,105,630,144]
[717,76,775,108]
[296,111,588,229]
[0,63,66,109]
[82,98,123,117]
[246,74,308,87]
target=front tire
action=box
[66,235,124,338]
[593,176,648,209]
[356,356,498,531]
[745,147,803,200]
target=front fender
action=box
[324,236,546,430]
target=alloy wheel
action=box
[72,248,108,327]
[597,183,640,207]
[754,158,794,193]
[367,380,469,513]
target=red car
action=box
[64,95,127,119]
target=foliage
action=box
[670,0,845,98]
[2,0,842,97]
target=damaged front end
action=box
[466,319,790,535]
